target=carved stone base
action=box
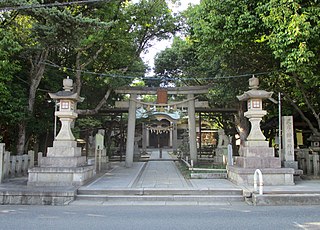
[47,140,81,157]
[236,146,281,169]
[39,156,87,167]
[228,143,294,186]
[28,165,94,186]
[228,166,295,186]
[28,139,95,186]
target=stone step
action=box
[75,194,244,202]
[77,188,243,196]
[251,193,320,206]
[190,172,227,179]
[75,188,245,204]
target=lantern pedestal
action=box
[28,78,94,187]
[28,139,94,186]
[228,140,294,186]
[54,113,77,141]
[244,110,267,142]
[228,76,294,186]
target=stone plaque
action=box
[282,116,295,161]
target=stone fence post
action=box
[296,149,320,177]
[37,152,43,167]
[0,145,38,182]
[11,155,16,177]
[3,151,10,178]
[0,143,4,183]
[28,150,35,168]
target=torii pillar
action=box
[188,94,197,164]
[125,94,137,168]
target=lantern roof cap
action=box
[48,91,84,102]
[237,75,273,101]
[237,89,273,101]
[48,77,84,102]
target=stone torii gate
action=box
[115,86,209,167]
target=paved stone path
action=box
[84,162,145,189]
[133,150,189,188]
[81,149,239,191]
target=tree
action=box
[258,0,320,137]
[0,0,182,153]
[155,0,320,142]
[0,27,24,146]
[126,0,181,55]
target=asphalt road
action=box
[0,204,320,230]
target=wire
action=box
[43,60,275,82]
[1,0,111,12]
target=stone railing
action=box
[296,149,320,177]
[0,143,35,183]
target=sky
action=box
[140,0,200,75]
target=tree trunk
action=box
[283,92,320,137]
[292,74,320,135]
[77,89,112,115]
[16,122,26,155]
[16,48,49,154]
[235,101,249,146]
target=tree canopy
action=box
[0,0,180,153]
[1,0,319,153]
[154,0,320,140]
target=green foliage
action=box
[126,0,181,53]
[0,28,25,123]
[258,0,320,75]
[0,0,181,150]
[77,117,102,130]
[154,0,320,136]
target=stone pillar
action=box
[146,128,150,149]
[142,123,147,153]
[0,143,4,183]
[282,116,298,169]
[125,94,137,167]
[3,151,10,178]
[172,122,178,151]
[313,153,319,176]
[187,94,197,163]
[169,125,173,148]
[134,136,141,161]
[28,150,35,168]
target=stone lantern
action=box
[28,77,94,187]
[48,77,83,142]
[237,76,273,145]
[227,76,294,186]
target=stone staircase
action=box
[75,187,245,205]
